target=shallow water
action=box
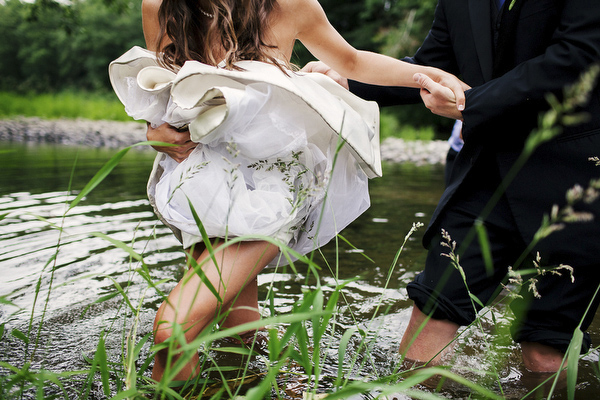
[1,141,599,399]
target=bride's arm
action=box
[142,0,168,51]
[141,0,196,162]
[292,0,467,111]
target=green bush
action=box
[0,0,144,92]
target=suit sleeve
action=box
[462,0,600,142]
[347,80,421,107]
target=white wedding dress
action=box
[109,47,382,264]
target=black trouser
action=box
[408,156,600,353]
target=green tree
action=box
[66,0,144,91]
[0,0,25,90]
[365,0,438,57]
[293,0,438,64]
[0,0,143,92]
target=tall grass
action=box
[0,66,599,399]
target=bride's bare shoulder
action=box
[275,0,326,32]
[276,0,321,15]
[142,0,162,13]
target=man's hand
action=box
[301,61,349,90]
[146,122,196,163]
[414,73,470,120]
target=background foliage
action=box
[0,0,451,135]
[0,0,144,92]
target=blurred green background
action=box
[0,0,453,139]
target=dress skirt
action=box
[109,47,382,265]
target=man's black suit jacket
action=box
[351,0,600,267]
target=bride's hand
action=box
[301,61,349,90]
[146,122,196,163]
[414,70,471,120]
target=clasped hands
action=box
[146,62,469,162]
[146,122,197,163]
[302,61,470,120]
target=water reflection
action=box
[0,142,599,399]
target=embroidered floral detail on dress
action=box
[166,161,210,206]
[248,150,310,205]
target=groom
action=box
[343,0,600,373]
[146,0,600,374]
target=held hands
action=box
[302,61,470,120]
[146,123,196,163]
[413,71,471,120]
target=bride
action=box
[109,0,467,382]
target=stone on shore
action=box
[0,117,146,148]
[381,137,449,165]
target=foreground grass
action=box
[0,91,133,122]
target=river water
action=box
[1,141,599,399]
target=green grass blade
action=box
[188,256,223,303]
[67,140,173,212]
[0,296,19,308]
[11,328,29,344]
[567,329,583,400]
[337,234,375,263]
[89,232,144,262]
[311,288,325,344]
[95,335,111,397]
[108,388,139,400]
[210,347,255,357]
[104,277,137,314]
[475,221,494,276]
[468,292,485,308]
[68,146,131,211]
[336,327,359,388]
[80,292,120,317]
[185,196,225,299]
[243,358,288,400]
[327,367,505,400]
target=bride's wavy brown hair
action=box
[156,0,280,69]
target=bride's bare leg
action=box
[151,240,279,382]
[188,245,262,330]
[220,277,261,329]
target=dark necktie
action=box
[497,0,506,9]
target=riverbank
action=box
[0,117,450,165]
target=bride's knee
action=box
[153,308,183,346]
[153,319,176,346]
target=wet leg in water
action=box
[151,240,279,382]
